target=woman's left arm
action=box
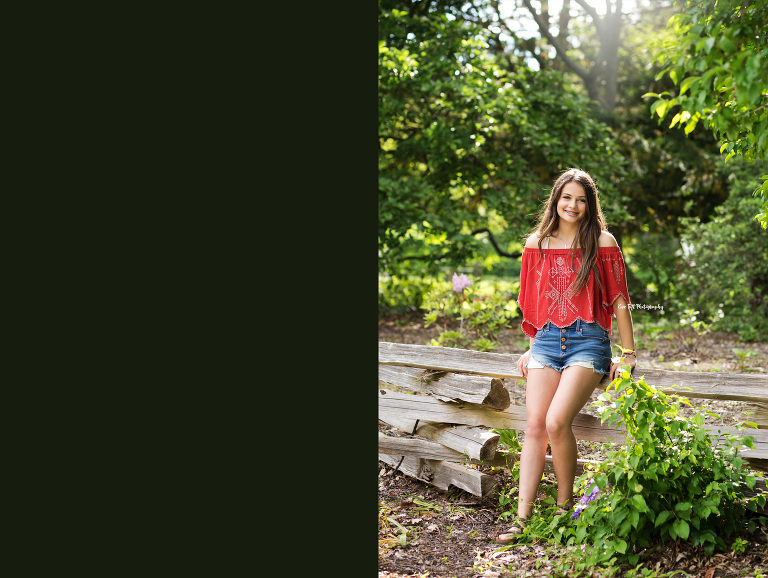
[610,294,636,380]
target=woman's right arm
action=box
[517,232,539,379]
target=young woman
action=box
[498,168,637,544]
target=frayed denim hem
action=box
[527,354,609,376]
[562,361,609,376]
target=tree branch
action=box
[520,0,596,81]
[400,253,449,262]
[471,228,522,259]
[574,0,602,33]
[399,229,522,263]
[557,0,572,45]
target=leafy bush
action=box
[495,368,767,572]
[550,369,767,566]
[378,274,443,313]
[422,273,518,351]
[676,160,768,342]
[644,0,768,228]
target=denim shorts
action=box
[526,320,612,375]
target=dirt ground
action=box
[378,312,768,578]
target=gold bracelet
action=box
[620,348,637,358]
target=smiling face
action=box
[556,182,588,224]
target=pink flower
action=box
[452,272,471,293]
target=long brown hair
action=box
[529,168,607,296]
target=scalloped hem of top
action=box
[521,317,612,337]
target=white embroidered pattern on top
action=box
[547,256,578,320]
[612,259,623,285]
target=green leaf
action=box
[673,518,690,540]
[684,114,700,135]
[632,494,648,512]
[655,510,673,527]
[679,75,700,96]
[650,98,665,117]
[719,35,736,54]
[576,524,587,542]
[620,518,632,536]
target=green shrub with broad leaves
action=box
[675,162,768,342]
[422,273,517,352]
[549,368,767,567]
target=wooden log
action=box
[379,342,768,406]
[378,453,498,498]
[378,364,511,410]
[378,436,595,478]
[379,432,476,462]
[378,389,768,462]
[619,370,768,406]
[747,402,768,429]
[379,415,500,461]
[706,424,768,461]
[379,341,521,378]
[483,451,596,477]
[378,389,627,444]
[379,388,526,430]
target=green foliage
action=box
[379,2,627,278]
[732,348,758,372]
[674,307,722,351]
[614,8,731,239]
[644,0,768,228]
[377,2,768,339]
[676,160,768,341]
[494,370,767,570]
[550,369,767,565]
[494,428,522,454]
[496,481,520,523]
[378,274,443,313]
[622,232,680,313]
[422,273,517,351]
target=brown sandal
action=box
[555,502,572,516]
[496,517,527,544]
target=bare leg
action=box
[545,366,604,508]
[517,366,560,520]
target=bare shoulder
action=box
[524,232,541,248]
[598,230,618,247]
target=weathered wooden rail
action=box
[378,341,768,504]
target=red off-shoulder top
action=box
[516,245,631,338]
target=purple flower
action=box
[571,485,601,520]
[452,272,471,293]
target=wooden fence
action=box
[378,341,768,504]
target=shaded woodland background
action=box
[378,0,768,343]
